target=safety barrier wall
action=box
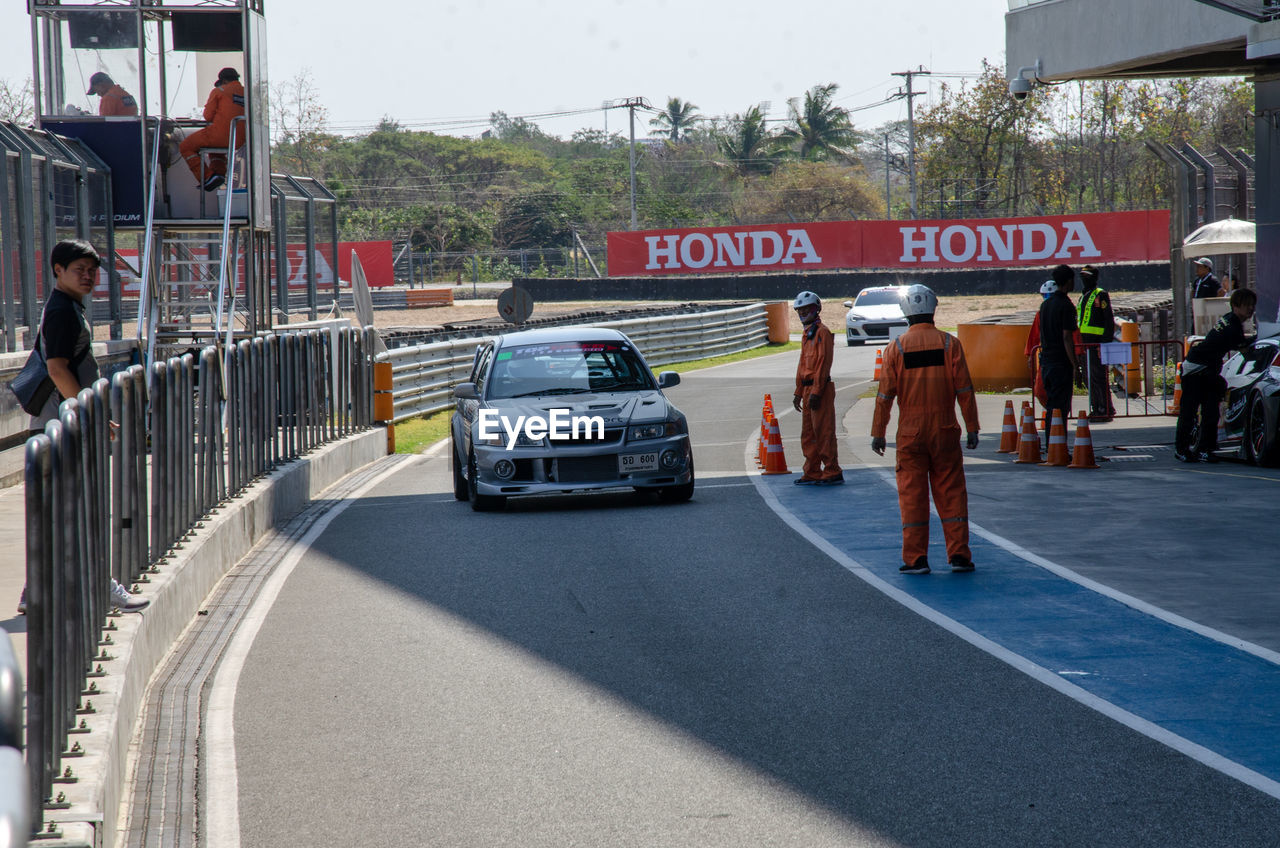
[376,303,769,424]
[20,326,375,837]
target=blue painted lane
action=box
[763,467,1280,787]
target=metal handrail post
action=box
[150,362,168,562]
[214,116,247,349]
[136,117,163,364]
[23,435,52,833]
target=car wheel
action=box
[1245,393,1280,467]
[467,449,506,511]
[658,463,695,503]
[451,439,469,501]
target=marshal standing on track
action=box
[791,291,843,485]
[1076,264,1116,422]
[871,284,980,574]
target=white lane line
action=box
[743,426,1280,802]
[203,455,424,848]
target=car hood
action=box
[483,390,673,425]
[848,304,906,321]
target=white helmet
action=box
[792,290,821,310]
[1039,280,1057,296]
[900,284,938,317]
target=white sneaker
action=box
[110,579,149,613]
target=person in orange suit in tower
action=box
[792,290,843,486]
[179,67,246,192]
[87,72,138,116]
[871,284,980,574]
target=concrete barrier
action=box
[44,428,387,848]
[957,323,1033,392]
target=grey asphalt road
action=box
[232,342,1280,847]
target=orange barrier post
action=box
[1171,361,1182,414]
[1041,409,1070,466]
[873,348,883,381]
[373,360,395,454]
[996,399,1019,453]
[1014,404,1042,464]
[1068,411,1100,469]
[761,414,791,475]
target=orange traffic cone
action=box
[996,399,1019,453]
[761,414,791,474]
[873,348,883,381]
[758,412,767,467]
[1041,409,1070,466]
[1170,361,1182,414]
[1014,404,1042,464]
[1068,411,1100,469]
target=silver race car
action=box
[450,327,695,510]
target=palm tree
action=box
[649,97,703,142]
[780,83,861,161]
[717,105,784,176]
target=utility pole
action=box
[883,132,892,219]
[892,67,930,220]
[619,96,650,230]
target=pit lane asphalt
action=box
[226,342,1280,847]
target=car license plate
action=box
[619,452,658,473]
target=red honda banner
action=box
[606,211,1170,276]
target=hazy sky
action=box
[0,0,1012,138]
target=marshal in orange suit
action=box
[179,67,246,192]
[791,291,843,486]
[871,284,980,574]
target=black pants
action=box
[1041,360,1075,425]
[1084,347,1114,417]
[1176,369,1226,454]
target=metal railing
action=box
[21,325,375,836]
[1030,338,1184,418]
[377,303,769,423]
[0,632,24,847]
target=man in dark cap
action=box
[87,71,138,116]
[178,67,246,192]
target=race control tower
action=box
[28,0,273,364]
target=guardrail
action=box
[20,326,375,837]
[0,631,23,846]
[376,302,770,424]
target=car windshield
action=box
[487,341,655,399]
[855,290,903,307]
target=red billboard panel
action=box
[606,211,1170,276]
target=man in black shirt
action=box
[18,240,149,615]
[30,240,101,430]
[1190,257,1222,300]
[1175,288,1257,463]
[1036,264,1081,438]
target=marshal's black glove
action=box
[871,436,886,456]
[966,431,979,450]
[792,394,802,413]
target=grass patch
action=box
[393,409,452,454]
[664,341,799,374]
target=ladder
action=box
[137,117,248,372]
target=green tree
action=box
[779,83,860,162]
[270,68,331,176]
[741,161,882,223]
[717,105,784,176]
[649,97,702,142]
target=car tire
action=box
[451,439,469,501]
[1245,392,1280,467]
[658,463,695,503]
[467,449,506,511]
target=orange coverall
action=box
[98,85,138,117]
[180,80,246,180]
[871,323,980,565]
[794,322,841,481]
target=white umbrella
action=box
[1182,217,1255,256]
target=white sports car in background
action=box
[842,286,910,346]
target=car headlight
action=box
[847,312,866,321]
[629,420,686,441]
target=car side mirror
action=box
[453,382,478,400]
[657,371,680,389]
[843,301,853,308]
